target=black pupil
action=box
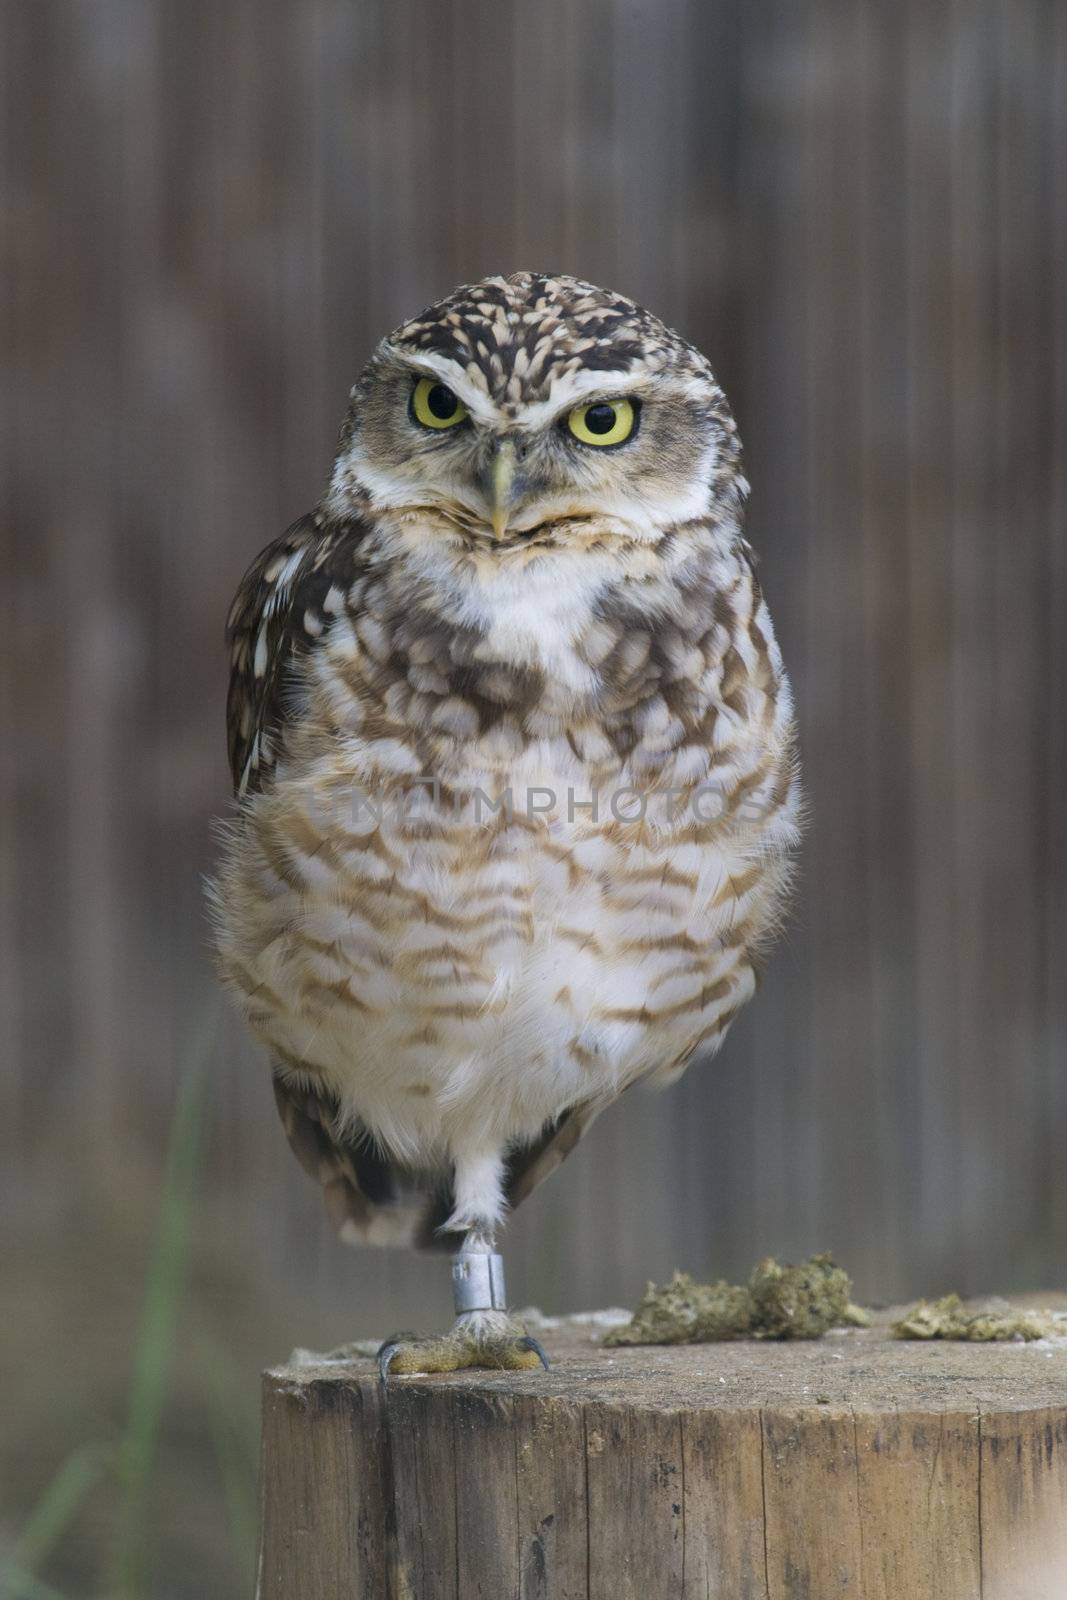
[584,402,617,435]
[426,383,458,420]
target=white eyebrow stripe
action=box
[525,366,714,429]
[383,346,503,426]
[386,352,649,432]
[384,345,711,433]
[511,368,646,429]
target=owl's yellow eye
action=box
[411,377,468,430]
[566,397,638,448]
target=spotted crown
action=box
[380,271,718,414]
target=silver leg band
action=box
[452,1250,507,1314]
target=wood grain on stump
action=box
[256,1299,1067,1599]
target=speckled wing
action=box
[225,513,361,798]
[224,513,448,1246]
[273,1078,457,1251]
[503,1101,607,1212]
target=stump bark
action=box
[256,1299,1067,1599]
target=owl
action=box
[211,272,800,1374]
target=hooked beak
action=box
[489,439,518,540]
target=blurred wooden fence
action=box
[3,0,1065,1321]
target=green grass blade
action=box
[0,1563,69,1600]
[0,1443,110,1600]
[107,1000,220,1599]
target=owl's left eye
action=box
[567,397,639,448]
[411,378,469,430]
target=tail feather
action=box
[273,1075,605,1250]
[272,1076,454,1251]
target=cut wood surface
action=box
[257,1298,1067,1599]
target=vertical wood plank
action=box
[257,1372,388,1600]
[987,0,1053,1286]
[584,1402,684,1600]
[979,1408,1067,1600]
[452,1390,522,1598]
[513,1394,589,1600]
[853,1410,981,1599]
[680,1408,768,1599]
[760,1408,864,1598]
[1045,0,1067,1265]
[903,0,970,1289]
[385,1382,459,1600]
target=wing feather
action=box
[272,1076,454,1250]
[225,512,364,797]
[503,1101,606,1211]
[226,513,451,1246]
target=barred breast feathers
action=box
[212,517,797,1225]
[219,499,800,911]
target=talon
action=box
[519,1334,550,1371]
[377,1339,404,1382]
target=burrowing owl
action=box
[211,272,800,1374]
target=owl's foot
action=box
[378,1311,549,1379]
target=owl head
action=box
[327,272,745,548]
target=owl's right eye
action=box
[411,378,469,431]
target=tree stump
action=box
[256,1299,1067,1599]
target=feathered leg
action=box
[378,1147,548,1377]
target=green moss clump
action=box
[605,1253,868,1346]
[892,1294,1061,1342]
[749,1252,866,1338]
[604,1271,753,1346]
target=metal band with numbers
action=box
[452,1249,508,1313]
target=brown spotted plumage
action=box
[210,272,800,1370]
